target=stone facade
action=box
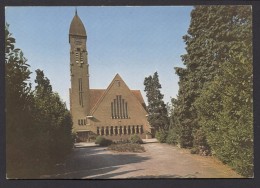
[69,12,151,142]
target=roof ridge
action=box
[90,74,147,115]
[90,74,121,115]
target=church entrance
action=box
[76,131,96,142]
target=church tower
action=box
[69,10,90,130]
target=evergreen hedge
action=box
[171,6,253,177]
[5,24,74,178]
[155,130,168,143]
[129,134,143,144]
[95,136,113,146]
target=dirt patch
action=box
[47,142,241,179]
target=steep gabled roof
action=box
[130,90,147,110]
[89,89,105,112]
[89,73,147,115]
[89,89,146,112]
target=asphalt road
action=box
[47,141,241,179]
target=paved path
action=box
[47,141,241,179]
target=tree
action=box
[172,6,253,176]
[171,68,195,147]
[194,6,253,176]
[5,24,73,178]
[33,69,73,163]
[5,23,36,177]
[144,72,169,132]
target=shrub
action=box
[130,134,143,144]
[95,136,103,144]
[155,130,168,143]
[95,136,112,146]
[88,135,97,142]
[166,129,178,145]
[72,132,78,143]
[108,143,145,153]
[193,129,211,156]
[190,148,199,154]
[5,25,74,178]
[114,139,129,144]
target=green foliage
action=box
[195,61,253,175]
[190,148,199,154]
[129,134,143,144]
[155,130,168,143]
[108,143,145,153]
[5,24,73,178]
[32,70,74,163]
[172,5,253,148]
[166,129,178,145]
[193,6,253,177]
[95,135,104,144]
[95,136,113,146]
[172,6,253,177]
[192,129,211,156]
[6,23,35,178]
[144,72,169,131]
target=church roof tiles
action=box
[89,89,146,112]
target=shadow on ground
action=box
[48,146,149,179]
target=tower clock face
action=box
[75,39,82,45]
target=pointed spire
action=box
[69,7,86,36]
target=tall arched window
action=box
[111,95,128,119]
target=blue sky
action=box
[5,6,193,108]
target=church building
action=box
[69,11,152,142]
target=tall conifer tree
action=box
[144,72,169,132]
[172,6,253,176]
[5,24,74,178]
